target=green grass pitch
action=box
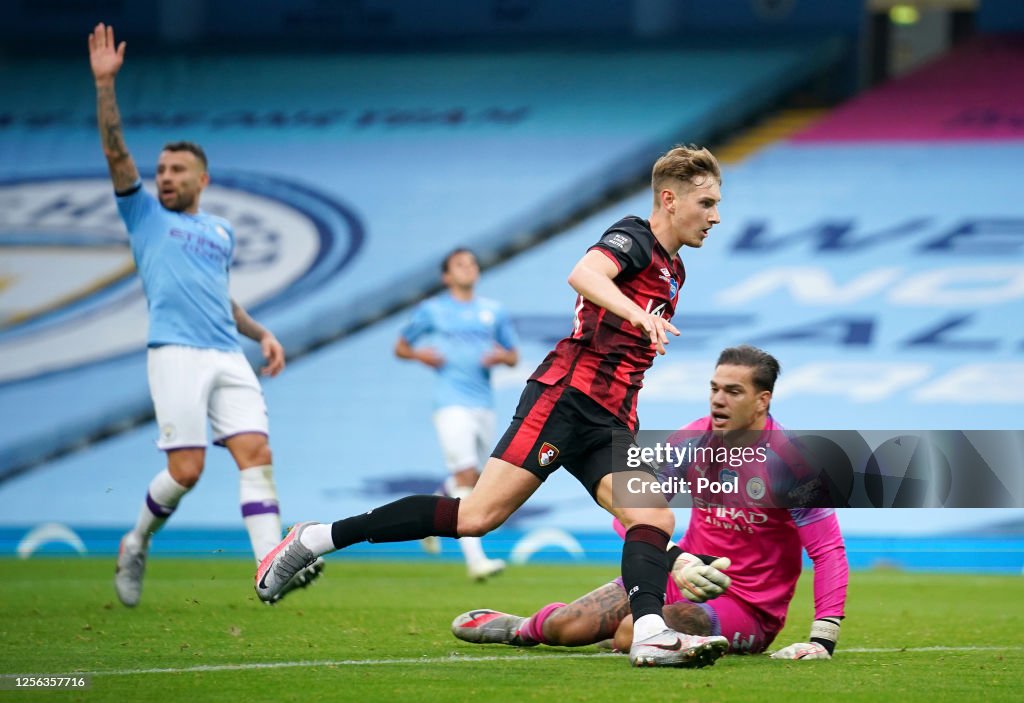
[2,558,1021,702]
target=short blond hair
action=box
[651,144,721,206]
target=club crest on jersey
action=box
[538,442,560,467]
[746,476,767,500]
[657,267,678,298]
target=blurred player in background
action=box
[257,144,727,668]
[453,346,848,660]
[395,248,519,581]
[88,23,321,607]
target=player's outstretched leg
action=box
[451,609,538,647]
[255,493,464,602]
[256,466,534,601]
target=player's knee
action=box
[620,507,674,537]
[237,442,272,468]
[455,507,504,537]
[455,493,513,537]
[455,514,492,537]
[543,609,586,646]
[224,433,272,468]
[649,509,675,536]
[169,464,203,488]
[247,444,272,467]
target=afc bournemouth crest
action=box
[538,442,560,467]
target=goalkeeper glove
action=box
[666,547,731,602]
[770,617,841,660]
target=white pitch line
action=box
[51,645,1022,678]
[844,646,1019,653]
[74,653,616,677]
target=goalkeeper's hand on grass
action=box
[770,642,830,660]
[770,617,841,660]
[668,549,731,603]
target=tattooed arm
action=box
[88,23,139,192]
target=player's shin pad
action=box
[331,495,459,549]
[622,525,671,621]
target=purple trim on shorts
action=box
[697,602,721,637]
[213,430,269,447]
[146,492,175,518]
[161,444,207,452]
[241,500,280,517]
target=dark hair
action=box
[162,141,208,171]
[442,247,477,273]
[716,345,781,393]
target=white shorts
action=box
[147,345,269,450]
[432,405,495,473]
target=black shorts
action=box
[491,380,640,496]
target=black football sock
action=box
[622,524,670,623]
[330,495,460,550]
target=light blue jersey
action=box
[116,183,240,351]
[400,293,519,409]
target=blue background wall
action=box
[1,6,1022,571]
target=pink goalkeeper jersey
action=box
[671,415,848,635]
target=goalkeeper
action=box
[452,345,848,659]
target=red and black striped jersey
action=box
[530,216,685,431]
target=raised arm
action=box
[89,23,139,192]
[231,299,285,377]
